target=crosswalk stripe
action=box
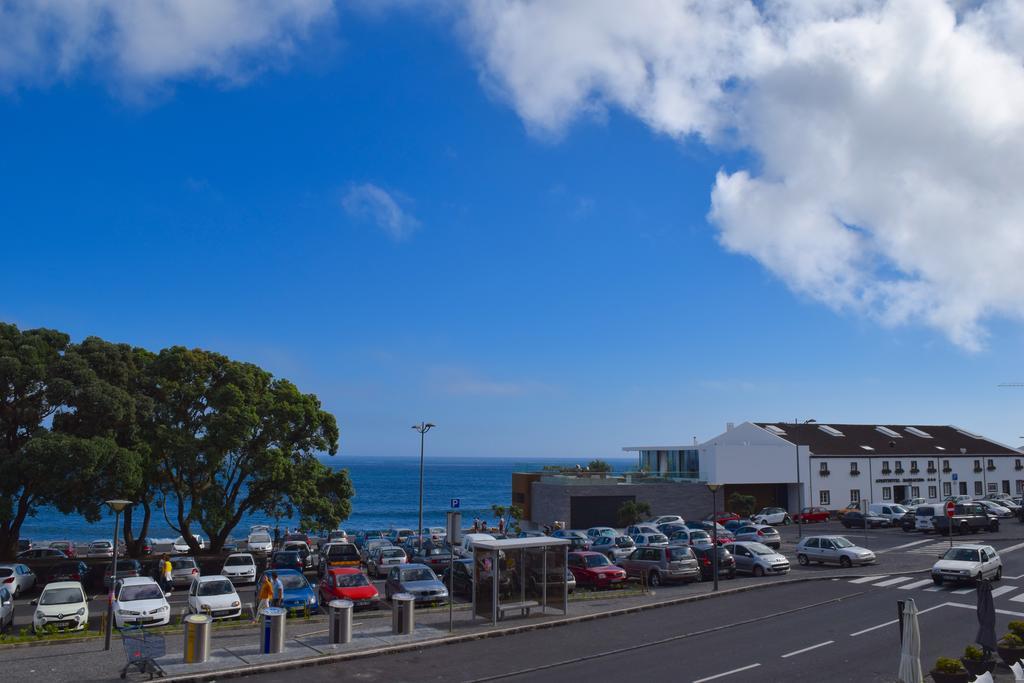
[873,576,915,587]
[952,586,975,595]
[898,579,936,590]
[849,575,887,584]
[924,585,945,592]
[991,585,1018,598]
[1009,592,1024,603]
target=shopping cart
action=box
[119,625,165,679]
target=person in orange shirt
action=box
[254,573,273,622]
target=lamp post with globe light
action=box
[706,484,721,592]
[104,499,133,651]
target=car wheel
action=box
[797,554,809,566]
[842,522,850,529]
[12,585,19,599]
[753,566,764,577]
[932,576,943,586]
[976,572,984,583]
[727,570,736,579]
[783,517,792,526]
[995,567,1003,581]
[960,522,970,535]
[648,571,661,588]
[840,556,852,569]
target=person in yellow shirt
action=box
[254,573,273,622]
[161,555,173,596]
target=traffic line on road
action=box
[848,575,888,584]
[877,539,932,553]
[990,585,1018,598]
[873,576,915,587]
[781,640,834,658]
[1008,591,1024,603]
[998,541,1024,555]
[692,663,762,682]
[899,579,936,590]
[923,585,945,592]
[945,602,1024,618]
[951,586,975,595]
[850,603,947,636]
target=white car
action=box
[586,526,618,539]
[220,553,257,585]
[113,577,171,628]
[32,581,89,633]
[172,536,206,553]
[590,535,636,560]
[0,563,36,598]
[649,516,684,526]
[752,507,793,525]
[632,533,669,547]
[945,495,973,503]
[247,531,273,553]
[932,544,1002,585]
[900,497,927,508]
[976,500,1014,518]
[187,576,242,620]
[87,540,114,558]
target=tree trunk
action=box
[123,502,153,558]
[0,494,33,561]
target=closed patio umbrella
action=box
[977,578,997,655]
[898,598,923,683]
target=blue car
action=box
[261,569,319,615]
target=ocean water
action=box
[19,455,634,543]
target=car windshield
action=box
[251,534,271,543]
[328,546,358,559]
[334,573,370,588]
[668,547,694,560]
[832,538,855,549]
[199,580,235,596]
[691,531,710,540]
[891,505,908,513]
[40,587,84,605]
[279,574,308,589]
[120,584,163,602]
[0,568,11,577]
[943,548,981,562]
[421,548,446,556]
[615,537,634,547]
[225,556,253,566]
[401,568,435,583]
[382,549,405,558]
[649,534,668,543]
[583,555,611,567]
[747,543,775,555]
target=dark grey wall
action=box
[529,480,713,527]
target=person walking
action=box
[497,517,506,534]
[254,573,273,622]
[271,571,284,608]
[161,554,173,596]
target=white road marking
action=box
[899,579,937,590]
[873,576,914,587]
[952,586,975,595]
[923,585,945,592]
[878,539,933,553]
[1003,574,1024,580]
[990,585,1018,598]
[850,603,947,636]
[1008,591,1024,603]
[849,575,888,584]
[999,542,1024,555]
[781,640,834,658]
[946,602,1024,618]
[692,664,761,682]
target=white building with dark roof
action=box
[624,421,1023,513]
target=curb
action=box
[157,571,892,682]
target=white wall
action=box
[699,422,801,485]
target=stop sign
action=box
[945,501,956,517]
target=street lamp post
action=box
[707,483,720,592]
[103,499,133,651]
[795,443,803,539]
[412,422,436,556]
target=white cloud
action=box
[0,0,334,93]
[428,366,550,397]
[459,0,1024,349]
[341,183,420,240]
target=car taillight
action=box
[701,557,711,566]
[756,529,765,536]
[2,577,12,584]
[192,568,199,574]
[71,574,80,580]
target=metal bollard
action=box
[183,613,212,664]
[259,606,287,654]
[391,593,415,635]
[328,599,353,644]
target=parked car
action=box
[282,541,314,568]
[318,542,360,574]
[318,568,380,610]
[836,502,863,518]
[899,509,918,532]
[169,556,200,588]
[618,545,700,586]
[795,536,876,567]
[868,504,909,524]
[31,581,89,633]
[112,577,170,628]
[626,525,661,538]
[933,502,1000,534]
[668,528,714,548]
[104,559,142,588]
[632,533,669,547]
[705,512,741,525]
[944,495,974,503]
[270,550,304,573]
[730,541,790,576]
[329,530,351,544]
[386,529,416,545]
[551,529,592,551]
[723,520,747,533]
[0,563,36,598]
[40,561,91,590]
[261,569,319,614]
[692,545,737,580]
[900,497,927,508]
[685,520,733,538]
[976,500,1014,518]
[187,575,242,620]
[915,504,944,532]
[657,523,688,537]
[172,536,206,553]
[589,535,635,561]
[585,527,617,540]
[384,563,448,604]
[441,558,514,598]
[368,546,408,578]
[48,541,77,558]
[0,587,12,634]
[931,544,1002,585]
[361,538,393,564]
[840,511,890,529]
[457,533,496,558]
[17,539,31,553]
[222,542,238,554]
[409,546,455,574]
[732,525,781,549]
[220,553,257,585]
[752,507,793,526]
[793,507,830,524]
[86,540,114,558]
[18,547,67,560]
[650,515,685,526]
[567,551,628,589]
[247,531,273,553]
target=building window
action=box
[895,461,904,474]
[911,486,920,498]
[1004,480,1011,494]
[882,461,891,474]
[1017,459,1023,471]
[1018,481,1024,495]
[850,489,861,504]
[882,487,892,500]
[959,482,968,495]
[943,482,952,497]
[987,459,996,471]
[928,485,937,499]
[850,462,859,475]
[819,490,830,505]
[975,481,984,496]
[988,482,998,493]
[910,460,919,473]
[819,461,830,476]
[927,460,936,473]
[943,460,951,473]
[974,459,982,473]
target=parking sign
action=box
[450,498,460,509]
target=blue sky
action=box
[2,3,1024,457]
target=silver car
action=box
[0,587,12,634]
[732,524,781,550]
[617,545,700,586]
[795,535,876,568]
[170,555,200,587]
[730,542,790,576]
[0,563,36,598]
[590,535,636,561]
[368,546,407,578]
[383,563,448,604]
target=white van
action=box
[457,533,495,558]
[869,504,908,524]
[915,504,945,531]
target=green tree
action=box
[617,500,652,527]
[587,459,613,473]
[151,346,348,554]
[728,492,757,518]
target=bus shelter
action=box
[471,536,570,626]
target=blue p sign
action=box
[450,498,460,509]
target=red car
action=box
[318,568,380,610]
[793,507,831,524]
[567,551,627,589]
[705,512,741,525]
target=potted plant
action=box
[997,627,1024,667]
[960,645,996,676]
[929,657,969,683]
